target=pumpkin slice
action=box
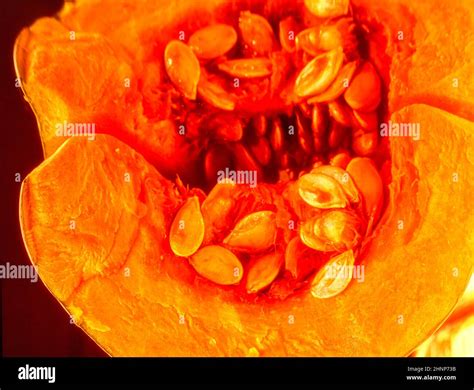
[16,0,474,357]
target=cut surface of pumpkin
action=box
[15,0,474,357]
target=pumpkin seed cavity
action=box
[162,0,387,300]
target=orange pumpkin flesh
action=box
[16,0,474,356]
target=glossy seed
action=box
[198,71,236,111]
[246,252,283,293]
[304,0,350,18]
[285,237,320,280]
[311,250,355,299]
[300,210,362,252]
[232,143,263,178]
[204,145,233,186]
[201,182,236,243]
[279,16,298,53]
[218,58,272,78]
[300,218,328,252]
[189,24,237,60]
[318,18,357,54]
[299,101,313,118]
[344,61,382,112]
[346,157,383,224]
[295,27,320,56]
[352,129,378,156]
[328,99,352,127]
[294,47,344,98]
[308,61,358,104]
[249,137,272,166]
[270,117,285,152]
[252,114,268,136]
[329,150,351,169]
[311,165,360,203]
[224,210,277,252]
[239,11,276,56]
[170,196,205,257]
[298,172,348,209]
[353,110,378,132]
[311,104,328,152]
[190,245,243,285]
[164,40,200,100]
[296,110,314,155]
[328,122,345,149]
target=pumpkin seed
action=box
[329,150,351,169]
[328,99,353,127]
[299,101,313,118]
[224,210,277,252]
[294,47,344,98]
[327,122,346,149]
[298,172,348,209]
[189,24,237,60]
[353,110,378,132]
[252,114,268,137]
[190,245,243,285]
[198,71,236,111]
[285,237,320,280]
[164,40,200,100]
[311,165,360,203]
[300,210,362,252]
[231,143,263,178]
[300,218,329,252]
[201,182,236,243]
[344,61,382,112]
[204,145,233,186]
[270,117,285,152]
[246,252,283,293]
[318,18,357,53]
[249,136,272,166]
[346,157,383,223]
[295,27,320,56]
[311,104,328,152]
[352,128,378,156]
[218,58,273,78]
[239,11,276,56]
[308,61,358,104]
[304,0,350,18]
[296,110,314,155]
[311,249,355,299]
[170,196,205,257]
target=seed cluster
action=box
[164,0,386,299]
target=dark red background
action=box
[1,0,106,356]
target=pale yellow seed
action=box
[311,165,360,203]
[246,252,283,293]
[304,0,350,18]
[299,210,361,252]
[294,48,344,98]
[311,250,355,299]
[298,172,348,209]
[224,210,277,252]
[169,196,204,257]
[190,245,243,285]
